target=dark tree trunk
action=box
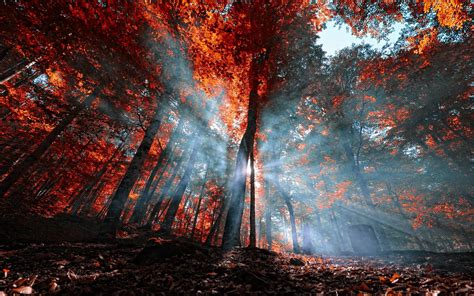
[248,150,256,248]
[222,57,261,250]
[161,141,199,234]
[129,119,183,224]
[104,107,162,228]
[301,221,314,254]
[271,145,299,253]
[191,169,208,240]
[330,209,343,253]
[341,137,374,207]
[147,151,186,225]
[68,140,125,215]
[284,193,300,254]
[205,199,225,246]
[0,87,101,198]
[264,179,273,250]
[275,180,300,253]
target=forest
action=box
[0,0,472,294]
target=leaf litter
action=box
[0,239,472,295]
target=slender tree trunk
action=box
[0,87,101,198]
[191,169,208,239]
[330,209,343,253]
[341,140,373,208]
[284,193,300,254]
[178,191,193,235]
[104,107,162,228]
[129,118,183,224]
[271,145,299,253]
[205,199,224,246]
[161,140,199,234]
[301,221,315,254]
[264,179,273,250]
[275,180,300,253]
[68,140,125,215]
[248,150,256,248]
[222,57,261,249]
[84,180,108,216]
[147,151,185,225]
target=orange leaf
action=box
[390,272,400,283]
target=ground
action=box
[1,238,473,295]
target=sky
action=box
[318,21,403,56]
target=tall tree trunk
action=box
[272,146,299,253]
[0,87,101,198]
[341,137,374,207]
[264,179,273,250]
[68,139,125,215]
[222,57,261,249]
[129,119,183,224]
[191,169,208,239]
[178,191,193,234]
[330,209,343,253]
[248,150,256,248]
[147,151,185,225]
[161,140,199,234]
[301,221,315,254]
[275,180,300,253]
[104,107,162,228]
[205,198,225,246]
[284,192,300,254]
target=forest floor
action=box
[1,239,473,295]
[0,213,473,295]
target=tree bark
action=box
[104,107,162,228]
[301,221,314,254]
[222,56,261,250]
[341,138,374,208]
[147,150,185,225]
[191,169,208,240]
[0,87,101,198]
[248,150,256,248]
[205,198,225,246]
[264,179,273,250]
[129,119,183,224]
[68,139,125,215]
[161,140,199,234]
[284,191,300,254]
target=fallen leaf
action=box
[12,286,33,294]
[358,282,371,292]
[54,260,70,266]
[49,281,59,293]
[12,277,28,287]
[390,273,400,284]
